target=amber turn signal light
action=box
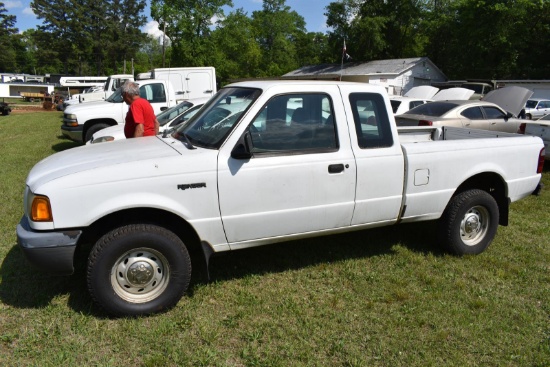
[31,195,53,222]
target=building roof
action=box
[283,57,440,78]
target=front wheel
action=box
[438,189,499,255]
[87,224,192,316]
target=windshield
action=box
[157,101,193,126]
[406,101,459,117]
[525,100,538,109]
[173,87,261,149]
[106,88,124,103]
[462,84,484,94]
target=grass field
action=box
[0,112,548,366]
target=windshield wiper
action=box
[179,132,196,150]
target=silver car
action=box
[395,86,533,134]
[524,98,550,120]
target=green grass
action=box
[0,112,549,366]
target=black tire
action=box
[84,123,110,143]
[438,189,499,255]
[2,110,9,116]
[87,224,192,317]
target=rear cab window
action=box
[349,93,394,149]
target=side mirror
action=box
[231,132,253,160]
[506,112,513,120]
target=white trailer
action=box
[137,67,217,101]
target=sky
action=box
[5,0,334,38]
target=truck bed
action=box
[397,126,522,143]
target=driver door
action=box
[217,88,357,245]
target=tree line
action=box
[1,0,548,86]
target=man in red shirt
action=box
[121,81,159,138]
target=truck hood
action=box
[432,88,475,101]
[483,86,533,117]
[403,86,439,99]
[64,99,123,114]
[27,137,182,189]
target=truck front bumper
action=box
[60,124,83,143]
[17,216,82,275]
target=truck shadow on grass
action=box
[52,135,81,152]
[0,221,444,315]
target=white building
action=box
[282,57,447,96]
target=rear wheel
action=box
[87,224,192,316]
[438,189,499,255]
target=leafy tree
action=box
[325,0,426,62]
[294,31,330,67]
[31,0,147,75]
[513,0,550,78]
[134,34,167,73]
[0,1,19,71]
[103,0,148,75]
[251,0,306,76]
[151,0,232,67]
[210,8,262,84]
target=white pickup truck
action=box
[61,79,180,143]
[18,80,545,316]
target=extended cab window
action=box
[349,93,393,149]
[247,93,337,154]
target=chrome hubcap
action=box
[111,248,170,303]
[460,206,489,246]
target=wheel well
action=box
[454,172,509,226]
[78,208,206,270]
[83,119,118,138]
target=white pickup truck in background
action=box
[18,80,545,316]
[61,78,179,143]
[61,67,217,143]
[63,74,134,108]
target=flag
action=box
[342,39,352,61]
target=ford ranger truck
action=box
[18,80,545,316]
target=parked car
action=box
[524,98,550,120]
[461,82,494,100]
[88,97,209,144]
[395,86,532,133]
[524,114,550,160]
[390,97,432,115]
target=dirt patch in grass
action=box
[10,105,58,113]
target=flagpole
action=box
[340,39,346,81]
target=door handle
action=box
[328,164,345,174]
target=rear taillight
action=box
[537,148,545,174]
[418,120,433,126]
[518,123,526,134]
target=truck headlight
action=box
[63,114,78,126]
[30,194,53,222]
